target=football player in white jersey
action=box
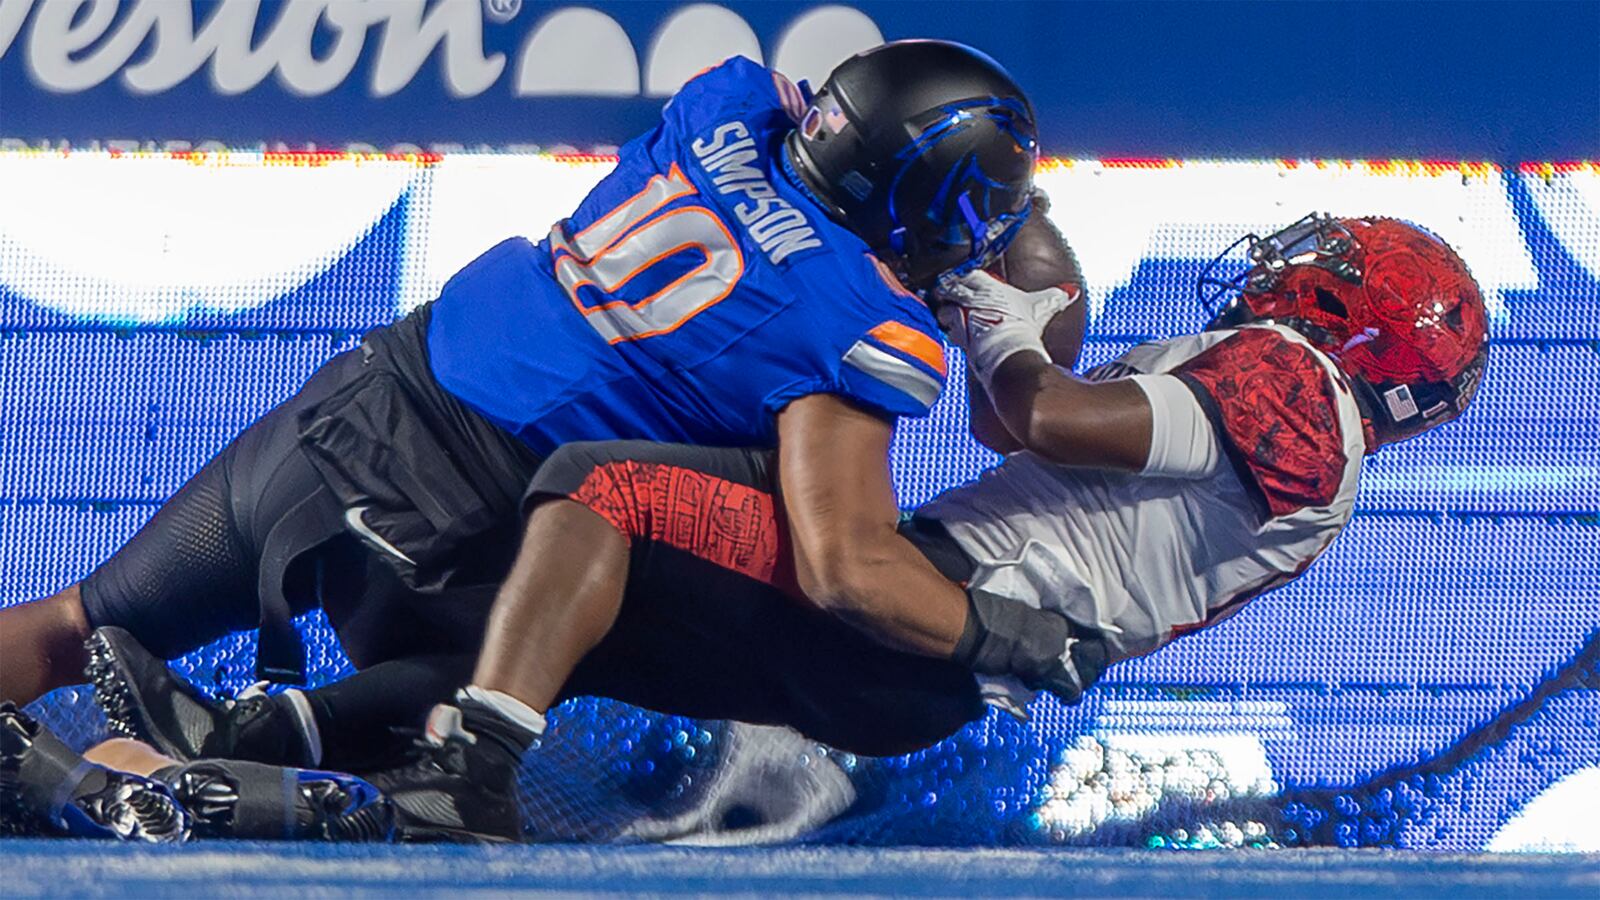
[929,212,1488,710]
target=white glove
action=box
[935,271,1077,392]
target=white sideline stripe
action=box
[343,506,417,566]
[843,340,943,409]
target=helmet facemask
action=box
[1199,213,1361,326]
[884,99,1038,290]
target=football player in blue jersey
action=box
[0,41,1049,791]
[0,202,1085,846]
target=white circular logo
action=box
[484,0,522,25]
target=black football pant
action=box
[522,440,985,757]
[79,307,539,770]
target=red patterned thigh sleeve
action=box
[1174,330,1348,521]
[568,460,796,591]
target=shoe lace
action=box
[388,727,469,779]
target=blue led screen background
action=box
[0,153,1595,850]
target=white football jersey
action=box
[919,324,1371,710]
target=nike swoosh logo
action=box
[343,506,417,565]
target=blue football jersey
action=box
[426,57,947,457]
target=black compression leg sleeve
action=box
[302,654,475,772]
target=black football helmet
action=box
[783,40,1039,291]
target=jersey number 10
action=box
[551,164,745,344]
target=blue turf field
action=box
[3,841,1596,898]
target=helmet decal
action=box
[883,100,1036,283]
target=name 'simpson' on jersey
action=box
[692,122,823,265]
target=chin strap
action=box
[1344,376,1386,453]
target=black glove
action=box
[951,588,1110,705]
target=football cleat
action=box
[87,626,307,766]
[373,704,525,844]
[0,702,189,842]
[157,759,395,842]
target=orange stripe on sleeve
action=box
[869,321,949,378]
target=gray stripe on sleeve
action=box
[843,340,944,410]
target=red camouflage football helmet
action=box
[1199,213,1489,445]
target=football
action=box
[995,195,1088,370]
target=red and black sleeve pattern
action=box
[532,443,800,595]
[1174,329,1349,523]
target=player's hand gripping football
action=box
[935,271,1079,393]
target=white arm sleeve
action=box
[1129,374,1222,479]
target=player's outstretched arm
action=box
[776,394,969,657]
[984,354,1153,471]
[965,305,1086,455]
